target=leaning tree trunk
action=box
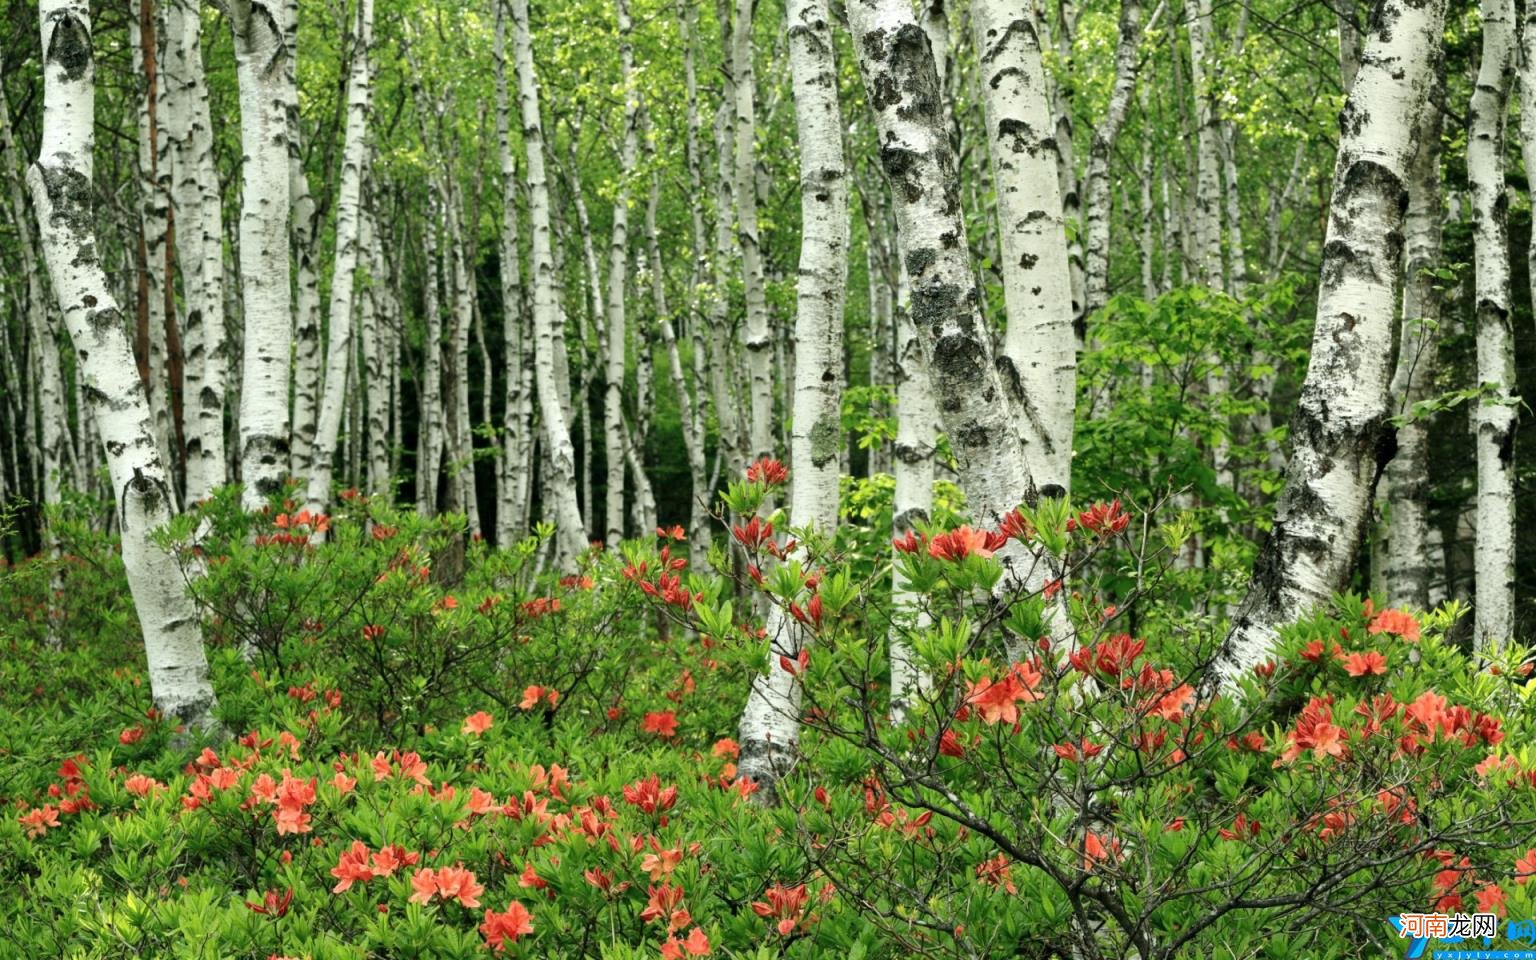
[737,0,849,803]
[512,0,587,568]
[1218,0,1446,682]
[1468,0,1516,653]
[229,0,294,511]
[30,0,218,731]
[1384,91,1445,610]
[970,0,1076,493]
[306,0,374,516]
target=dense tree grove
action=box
[5,0,1536,956]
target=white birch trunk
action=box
[604,0,640,547]
[1468,0,1516,652]
[229,0,294,511]
[1384,94,1444,610]
[495,0,532,545]
[971,0,1077,493]
[166,0,227,502]
[512,0,587,567]
[361,196,391,497]
[737,0,848,800]
[30,0,218,730]
[1219,0,1446,682]
[417,193,446,516]
[733,0,775,464]
[306,0,373,515]
[1083,0,1147,319]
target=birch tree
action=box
[1384,93,1444,610]
[228,0,294,511]
[1082,0,1149,319]
[970,0,1076,493]
[495,0,533,545]
[306,0,375,516]
[166,0,227,503]
[733,0,775,464]
[604,0,640,547]
[512,0,588,567]
[1219,0,1446,682]
[737,0,848,800]
[29,0,218,730]
[1468,0,1516,653]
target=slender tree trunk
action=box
[229,0,294,510]
[166,0,227,502]
[512,0,587,566]
[496,0,531,545]
[971,0,1076,493]
[1385,92,1444,610]
[306,0,374,515]
[737,0,848,802]
[31,0,218,730]
[1338,0,1362,93]
[733,0,775,464]
[1219,0,1446,681]
[1083,0,1147,319]
[361,193,391,497]
[603,0,640,546]
[1468,0,1516,652]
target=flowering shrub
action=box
[2,475,1535,958]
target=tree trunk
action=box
[30,0,218,731]
[1384,92,1445,610]
[229,0,294,511]
[306,0,374,516]
[970,0,1076,493]
[1468,0,1516,652]
[733,0,775,464]
[604,0,640,546]
[1083,0,1147,319]
[496,0,532,545]
[512,0,588,567]
[737,0,849,802]
[1219,0,1446,682]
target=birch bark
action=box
[733,0,775,464]
[30,0,218,730]
[1083,0,1146,318]
[306,0,374,515]
[605,0,640,546]
[1219,0,1446,681]
[1385,93,1444,610]
[971,0,1076,492]
[1468,0,1516,652]
[229,0,294,511]
[737,0,848,800]
[512,0,588,567]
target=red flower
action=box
[751,883,811,936]
[1516,849,1536,886]
[480,901,535,951]
[746,457,789,485]
[1476,883,1508,917]
[331,840,376,893]
[1218,813,1261,841]
[18,804,60,837]
[1339,650,1388,677]
[638,883,686,926]
[642,711,679,739]
[119,725,144,745]
[1068,634,1145,679]
[461,711,494,735]
[964,663,1043,726]
[623,774,679,814]
[1082,831,1121,870]
[1053,739,1104,762]
[891,530,923,553]
[412,865,483,908]
[1367,608,1421,642]
[975,853,1017,893]
[928,525,1007,562]
[661,927,712,958]
[244,888,293,918]
[938,730,966,757]
[1067,500,1130,536]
